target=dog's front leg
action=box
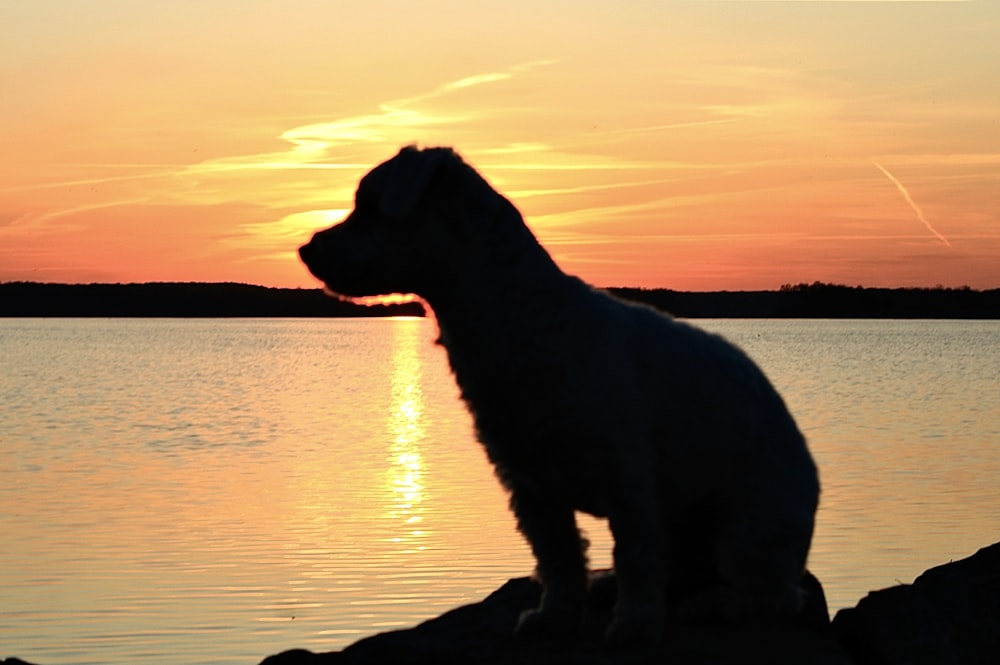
[606,456,666,646]
[508,482,589,639]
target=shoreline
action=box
[2,281,998,319]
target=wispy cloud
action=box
[873,161,952,248]
[188,60,558,177]
[0,167,180,194]
[2,199,150,238]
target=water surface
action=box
[1,317,998,664]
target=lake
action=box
[2,317,998,664]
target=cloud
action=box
[240,209,349,248]
[0,167,182,194]
[1,199,150,236]
[186,60,558,177]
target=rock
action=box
[832,542,1000,665]
[261,570,852,664]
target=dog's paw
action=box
[514,606,580,640]
[605,606,663,647]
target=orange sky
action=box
[2,0,998,291]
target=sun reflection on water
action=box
[384,318,428,553]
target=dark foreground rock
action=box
[263,544,1000,665]
[261,570,850,665]
[831,542,1000,665]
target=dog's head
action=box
[299,145,508,300]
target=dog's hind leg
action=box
[678,507,810,623]
[509,483,589,639]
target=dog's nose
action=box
[298,241,315,264]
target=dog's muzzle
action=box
[298,236,329,282]
[298,240,316,266]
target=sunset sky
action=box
[2,0,998,291]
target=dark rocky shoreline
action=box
[255,542,1000,664]
[9,544,996,665]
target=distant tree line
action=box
[609,283,1000,319]
[1,281,998,319]
[0,282,425,318]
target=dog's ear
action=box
[378,146,451,219]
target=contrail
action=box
[873,161,951,248]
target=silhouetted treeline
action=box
[1,281,998,318]
[0,282,424,318]
[609,282,1000,319]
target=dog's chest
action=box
[437,318,623,510]
[451,360,613,515]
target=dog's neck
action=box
[407,192,585,368]
[426,239,583,358]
